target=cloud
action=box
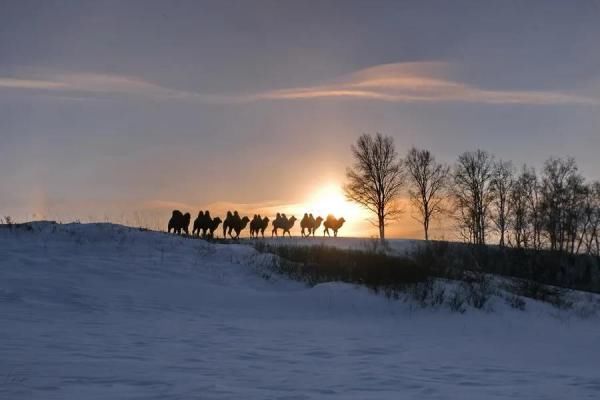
[0,77,68,90]
[257,62,597,105]
[0,71,259,104]
[0,72,192,100]
[1,62,596,105]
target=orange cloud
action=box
[258,62,597,105]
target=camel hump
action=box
[172,209,183,217]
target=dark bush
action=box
[412,241,600,294]
[513,279,572,309]
[253,243,432,291]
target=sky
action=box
[1,0,599,238]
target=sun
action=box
[303,183,365,222]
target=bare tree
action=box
[452,150,495,245]
[344,133,405,240]
[540,157,586,253]
[584,181,600,255]
[576,181,600,255]
[404,147,449,240]
[490,160,514,247]
[509,166,535,248]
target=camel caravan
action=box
[168,210,346,239]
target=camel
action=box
[229,215,250,239]
[250,215,260,238]
[257,216,269,238]
[223,211,233,239]
[168,210,191,235]
[192,210,213,237]
[222,210,242,238]
[250,214,270,238]
[192,211,204,236]
[300,213,324,237]
[323,214,346,237]
[271,213,283,237]
[300,213,310,237]
[310,215,324,237]
[272,214,297,237]
[207,216,222,238]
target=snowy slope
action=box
[1,222,599,399]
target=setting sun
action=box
[297,183,370,236]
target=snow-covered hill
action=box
[1,222,599,399]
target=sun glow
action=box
[299,183,370,236]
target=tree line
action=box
[344,133,600,256]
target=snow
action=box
[1,222,599,399]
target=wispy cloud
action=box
[257,62,597,105]
[0,77,67,90]
[0,71,258,104]
[1,62,596,105]
[0,72,191,99]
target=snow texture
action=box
[1,222,599,399]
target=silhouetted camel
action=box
[254,215,269,238]
[271,213,282,237]
[323,214,346,237]
[207,216,222,238]
[201,210,211,236]
[228,211,242,238]
[272,214,297,237]
[192,211,204,236]
[223,211,233,238]
[300,213,310,237]
[250,214,259,238]
[310,215,324,237]
[229,215,250,239]
[250,214,268,238]
[300,213,324,237]
[192,210,213,237]
[168,210,191,235]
